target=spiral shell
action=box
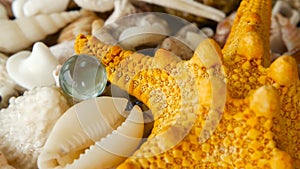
[0,11,80,54]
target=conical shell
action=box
[0,11,80,54]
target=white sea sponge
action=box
[0,86,70,169]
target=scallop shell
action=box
[38,96,144,169]
[0,11,80,54]
[58,10,102,43]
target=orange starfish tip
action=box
[269,55,298,86]
[75,34,91,54]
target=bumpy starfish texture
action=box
[75,0,300,168]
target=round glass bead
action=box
[59,54,107,101]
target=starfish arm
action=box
[268,55,300,166]
[222,0,272,67]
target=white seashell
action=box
[105,0,137,25]
[137,0,225,22]
[118,14,170,50]
[38,96,144,169]
[0,11,81,54]
[6,42,59,90]
[272,0,300,26]
[12,0,27,18]
[12,0,70,18]
[0,0,13,18]
[201,27,214,38]
[0,3,8,19]
[0,53,19,109]
[58,10,101,43]
[0,86,70,169]
[50,40,75,64]
[23,0,70,17]
[74,0,114,12]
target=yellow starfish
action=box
[75,0,300,168]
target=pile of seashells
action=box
[0,0,299,168]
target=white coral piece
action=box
[0,86,70,169]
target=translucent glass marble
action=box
[59,54,107,101]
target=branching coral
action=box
[75,0,299,168]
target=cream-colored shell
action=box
[0,0,13,18]
[0,11,80,54]
[137,0,225,22]
[11,0,27,18]
[6,42,59,90]
[0,3,8,19]
[73,0,114,12]
[118,14,170,50]
[272,0,300,25]
[12,0,70,18]
[104,0,137,25]
[38,96,144,169]
[58,10,102,43]
[0,86,70,169]
[24,0,69,16]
